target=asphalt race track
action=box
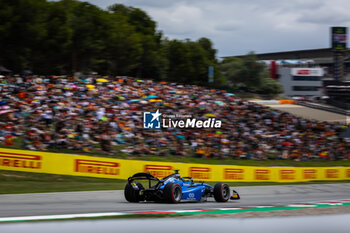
[1,183,350,217]
[2,214,350,233]
[265,104,349,123]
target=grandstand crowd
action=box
[0,75,349,161]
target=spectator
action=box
[0,75,349,161]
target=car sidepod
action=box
[181,185,205,201]
[180,183,213,202]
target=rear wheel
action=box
[214,182,230,202]
[163,183,182,203]
[124,182,144,202]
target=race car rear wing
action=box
[127,172,159,181]
[127,172,161,189]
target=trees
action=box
[257,76,284,96]
[0,0,47,72]
[220,57,244,87]
[108,4,163,79]
[221,52,264,89]
[0,0,163,76]
[0,0,222,84]
[220,52,283,96]
[0,0,273,93]
[163,38,221,86]
[34,0,74,74]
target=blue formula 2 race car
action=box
[124,170,240,203]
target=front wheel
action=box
[214,182,230,202]
[163,183,182,203]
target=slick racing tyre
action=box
[124,182,144,202]
[214,182,230,202]
[164,183,182,203]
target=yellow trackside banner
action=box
[1,148,350,182]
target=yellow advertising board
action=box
[1,148,350,182]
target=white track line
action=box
[0,212,126,222]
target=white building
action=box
[278,67,324,96]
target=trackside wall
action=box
[0,148,349,182]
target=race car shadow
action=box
[120,200,240,204]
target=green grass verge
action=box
[0,170,125,194]
[1,170,350,195]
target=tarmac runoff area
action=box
[0,183,350,222]
[264,104,349,123]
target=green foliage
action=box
[108,4,163,78]
[220,57,244,86]
[0,0,48,71]
[0,0,164,77]
[257,77,284,96]
[221,52,264,88]
[238,52,265,88]
[163,38,220,86]
[0,0,221,87]
[220,52,283,96]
